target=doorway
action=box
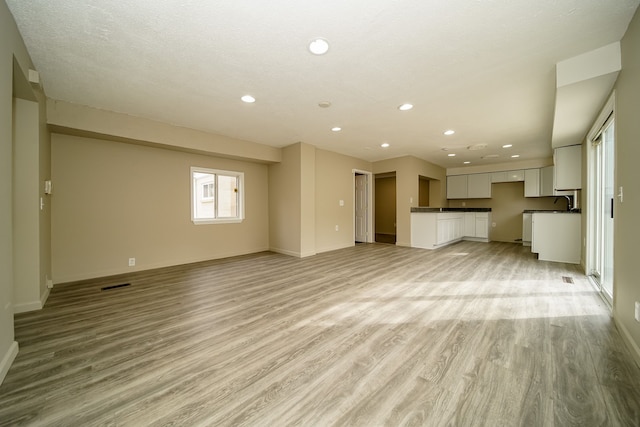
[587,95,615,305]
[353,170,373,243]
[374,172,396,244]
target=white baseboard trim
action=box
[14,287,50,314]
[316,243,354,254]
[0,341,19,386]
[14,300,42,314]
[53,247,272,284]
[615,317,640,368]
[269,247,302,258]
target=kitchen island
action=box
[410,207,492,250]
[526,210,581,264]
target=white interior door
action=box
[355,174,367,242]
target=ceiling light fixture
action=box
[444,130,455,136]
[464,161,471,164]
[502,144,513,148]
[381,143,390,148]
[448,153,456,157]
[309,38,329,55]
[398,103,414,111]
[511,154,520,158]
[331,127,341,132]
[241,95,255,103]
[318,101,332,108]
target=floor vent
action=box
[562,276,574,284]
[101,283,131,291]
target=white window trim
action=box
[190,166,244,225]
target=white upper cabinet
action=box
[467,173,492,198]
[554,145,582,190]
[447,175,468,199]
[506,170,524,181]
[491,171,507,183]
[524,169,540,197]
[491,170,524,183]
[540,166,555,196]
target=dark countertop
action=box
[411,207,492,213]
[523,209,581,214]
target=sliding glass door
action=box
[589,118,615,303]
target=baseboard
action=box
[40,286,50,308]
[0,341,19,385]
[269,247,303,258]
[13,286,50,314]
[14,300,42,314]
[614,317,640,368]
[53,247,272,284]
[316,243,352,254]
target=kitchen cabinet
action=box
[436,213,464,245]
[531,212,581,263]
[467,173,491,198]
[447,175,467,199]
[492,170,525,183]
[461,212,490,241]
[540,166,555,196]
[491,171,507,183]
[522,213,532,246]
[524,169,540,197]
[525,166,571,197]
[506,170,524,181]
[411,212,463,249]
[475,213,489,239]
[447,173,491,199]
[554,145,582,190]
[464,212,476,236]
[411,211,490,249]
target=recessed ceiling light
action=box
[467,144,487,151]
[318,101,332,108]
[448,153,456,157]
[309,38,329,55]
[444,130,455,136]
[481,154,500,159]
[331,127,342,132]
[398,103,414,111]
[241,95,255,103]
[511,154,520,158]
[381,143,390,148]
[502,144,513,148]
[464,161,471,164]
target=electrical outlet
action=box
[635,301,640,322]
[128,258,136,267]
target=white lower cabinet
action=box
[531,213,581,263]
[464,213,476,236]
[522,213,532,246]
[411,212,490,249]
[475,213,489,239]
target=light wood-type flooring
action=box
[1,242,640,426]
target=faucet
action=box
[554,195,573,211]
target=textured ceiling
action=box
[6,0,640,167]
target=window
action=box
[191,167,244,224]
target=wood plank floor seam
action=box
[1,242,639,426]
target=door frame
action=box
[585,92,615,306]
[353,169,373,243]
